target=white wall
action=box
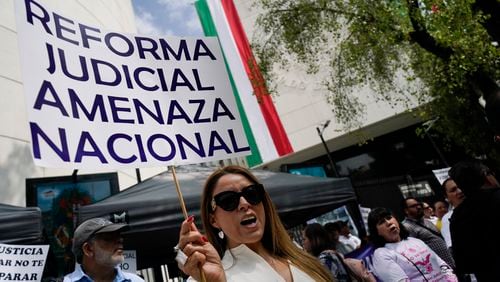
[0,0,169,206]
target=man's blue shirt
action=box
[63,264,144,282]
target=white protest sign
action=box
[119,250,137,273]
[432,167,451,185]
[0,244,49,282]
[14,0,251,169]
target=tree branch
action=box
[406,0,453,59]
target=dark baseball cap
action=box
[72,217,129,255]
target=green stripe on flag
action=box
[195,0,263,166]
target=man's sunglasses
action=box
[211,184,265,212]
[407,203,423,209]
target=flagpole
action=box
[170,166,207,282]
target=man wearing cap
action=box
[63,217,144,282]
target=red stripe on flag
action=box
[220,0,293,156]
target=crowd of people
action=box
[61,160,500,281]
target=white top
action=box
[189,244,315,282]
[372,237,457,282]
[223,244,315,281]
[441,208,454,248]
[339,234,361,251]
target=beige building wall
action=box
[0,0,170,206]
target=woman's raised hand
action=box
[177,216,226,282]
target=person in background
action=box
[432,200,449,231]
[303,223,351,281]
[336,220,361,252]
[401,197,455,269]
[368,207,457,281]
[440,178,465,250]
[303,223,376,282]
[440,178,471,282]
[324,222,351,255]
[449,160,500,281]
[422,201,438,225]
[176,165,332,281]
[63,217,144,282]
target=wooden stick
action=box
[171,165,188,219]
[170,165,207,282]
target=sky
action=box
[131,0,204,37]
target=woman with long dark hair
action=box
[368,207,457,281]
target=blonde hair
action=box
[201,165,333,281]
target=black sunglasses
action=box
[211,184,265,211]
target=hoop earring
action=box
[218,230,225,239]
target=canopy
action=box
[0,203,43,244]
[77,165,358,269]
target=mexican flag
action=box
[195,0,293,167]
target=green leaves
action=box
[254,0,500,160]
